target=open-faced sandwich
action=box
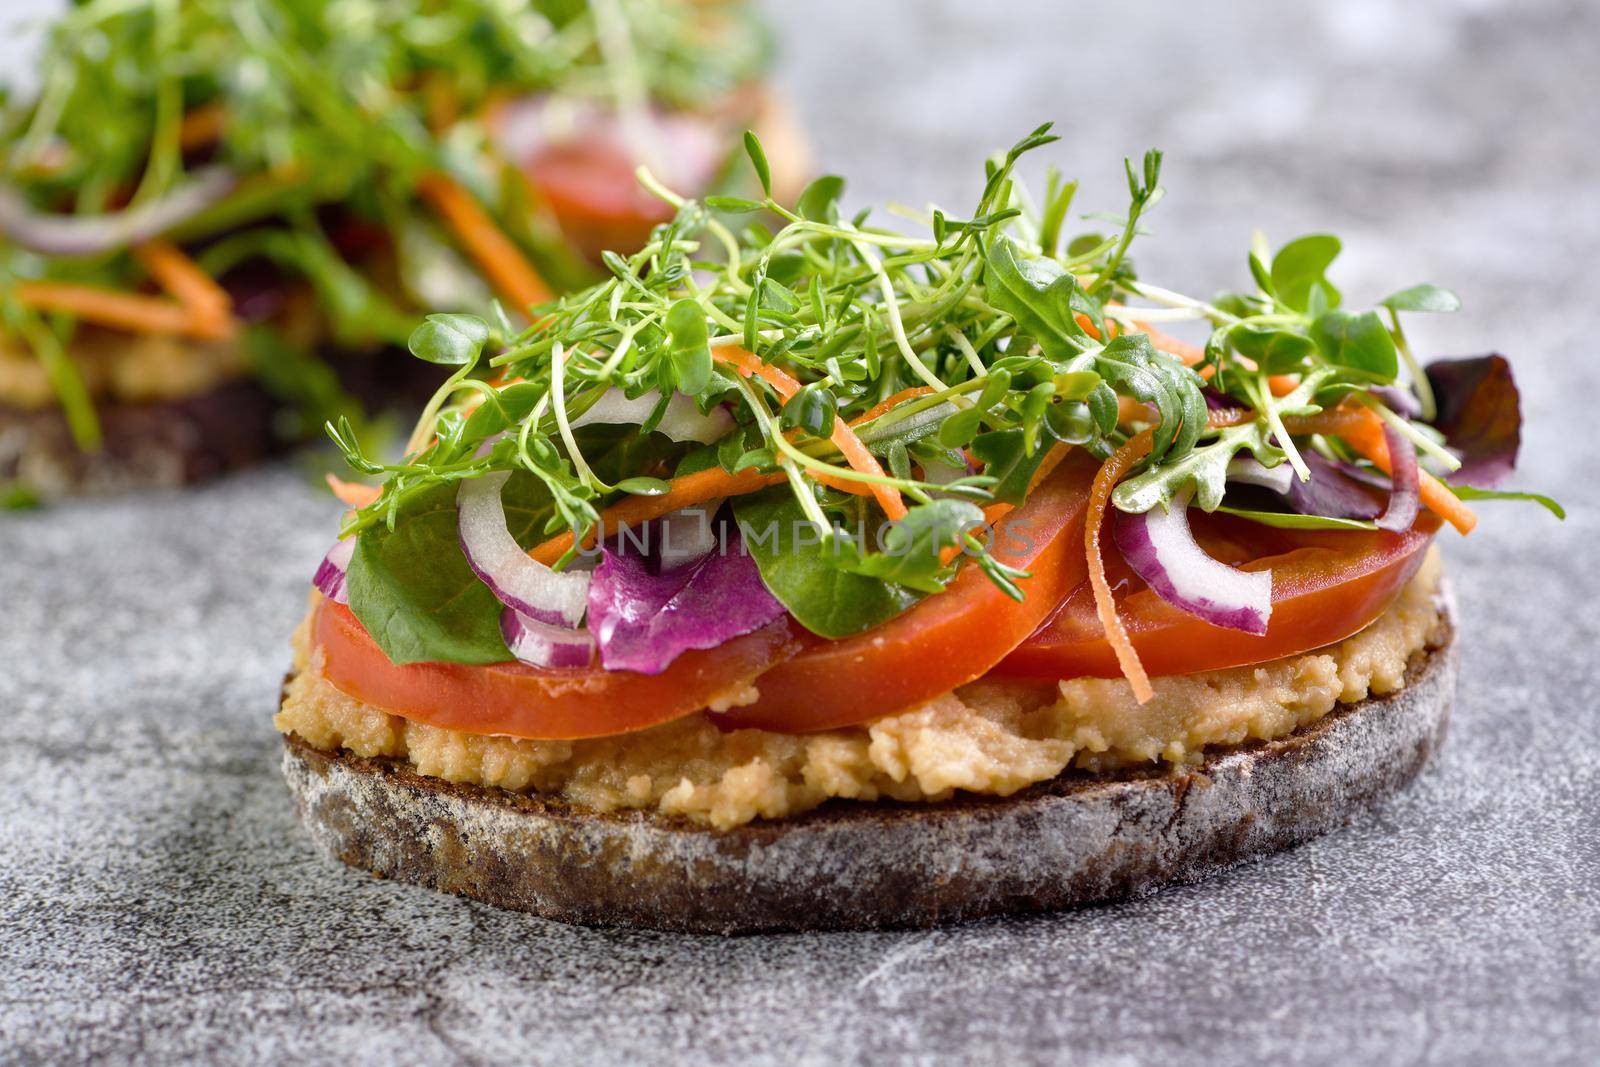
[278,125,1559,932]
[0,0,799,498]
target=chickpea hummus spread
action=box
[277,552,1444,830]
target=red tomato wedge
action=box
[314,600,803,741]
[996,509,1441,680]
[713,450,1101,733]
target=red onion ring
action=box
[0,166,238,256]
[1376,424,1421,532]
[501,608,596,669]
[458,472,590,627]
[572,389,733,444]
[1113,488,1273,635]
[312,538,355,605]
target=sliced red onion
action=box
[1226,455,1292,494]
[571,388,732,444]
[458,472,590,627]
[0,166,238,256]
[501,608,596,669]
[1376,424,1421,532]
[1113,489,1272,635]
[587,524,786,675]
[312,538,355,605]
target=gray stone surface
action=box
[2,0,1598,1063]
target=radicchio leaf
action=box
[1425,354,1521,488]
[586,521,787,675]
[1285,451,1384,520]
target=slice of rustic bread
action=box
[1,379,286,495]
[279,606,1455,934]
[1,348,444,497]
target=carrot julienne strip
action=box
[1088,428,1156,704]
[1287,406,1476,534]
[1134,320,1202,364]
[849,386,937,428]
[326,473,381,509]
[177,102,227,151]
[10,281,224,339]
[134,239,237,337]
[416,173,551,314]
[529,466,785,565]
[714,346,908,520]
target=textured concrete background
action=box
[3,0,1598,1064]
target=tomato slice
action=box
[713,450,1101,733]
[996,509,1440,679]
[508,107,729,263]
[521,139,672,263]
[314,600,803,741]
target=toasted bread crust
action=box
[0,349,444,496]
[280,606,1456,933]
[0,379,286,495]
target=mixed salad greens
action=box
[0,0,772,449]
[321,123,1559,687]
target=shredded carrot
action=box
[850,386,937,427]
[1087,428,1156,704]
[326,473,381,509]
[714,346,908,520]
[133,239,237,338]
[177,103,227,151]
[416,172,551,314]
[1117,395,1152,425]
[10,281,227,340]
[527,350,926,564]
[530,466,785,565]
[1288,406,1476,534]
[1135,321,1203,365]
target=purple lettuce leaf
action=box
[1285,450,1385,520]
[1425,354,1521,489]
[586,522,787,675]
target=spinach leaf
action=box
[664,299,712,395]
[1449,485,1565,519]
[409,313,488,365]
[1213,505,1377,531]
[1381,284,1460,314]
[1270,234,1341,312]
[1229,324,1315,374]
[1311,309,1399,382]
[735,490,921,638]
[346,473,553,665]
